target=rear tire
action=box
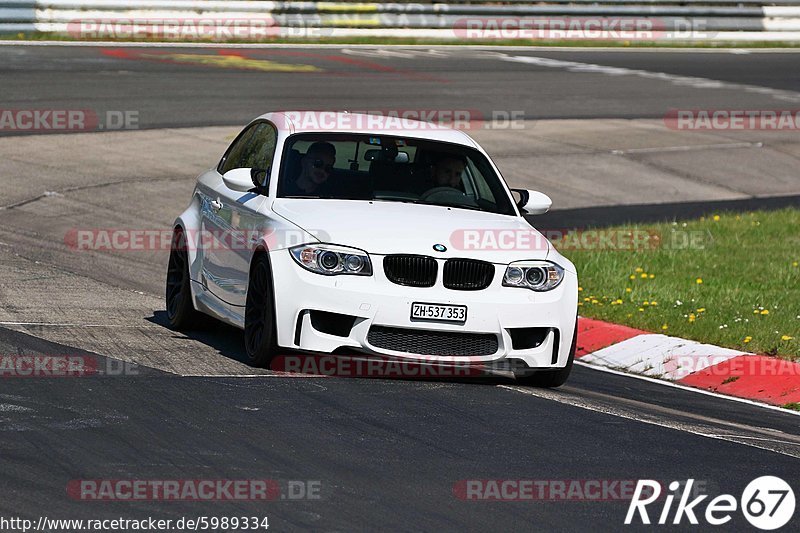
[244,254,278,368]
[515,321,577,388]
[165,228,202,330]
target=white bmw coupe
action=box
[166,112,578,386]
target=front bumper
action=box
[268,249,578,369]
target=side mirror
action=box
[222,168,254,192]
[222,167,269,193]
[511,188,552,215]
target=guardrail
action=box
[2,1,800,42]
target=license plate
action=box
[410,302,467,323]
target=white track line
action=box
[1,41,800,52]
[501,53,800,103]
[574,360,800,417]
[191,358,800,417]
[0,321,162,328]
[185,373,324,378]
[2,326,794,415]
[611,142,763,155]
[500,384,800,459]
[4,319,795,416]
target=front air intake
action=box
[367,326,499,356]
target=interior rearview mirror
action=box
[364,149,409,163]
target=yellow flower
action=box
[649,273,655,279]
[782,335,794,341]
[793,262,798,268]
[591,299,599,304]
[760,309,770,315]
[578,302,583,306]
[640,273,648,279]
[638,308,645,312]
[625,287,632,293]
[713,215,720,221]
[753,309,760,314]
[695,278,703,284]
[650,301,658,306]
[629,274,636,280]
[688,313,696,323]
[743,336,752,343]
[661,324,668,331]
[643,301,649,306]
[696,308,706,313]
[584,297,591,302]
[635,267,643,273]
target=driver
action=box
[285,141,336,196]
[430,154,466,190]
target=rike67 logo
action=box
[626,477,795,530]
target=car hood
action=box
[270,199,551,263]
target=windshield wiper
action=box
[431,202,486,212]
[370,198,425,205]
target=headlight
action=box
[503,261,564,291]
[290,244,372,276]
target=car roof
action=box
[256,111,479,147]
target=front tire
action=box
[515,321,577,388]
[244,254,278,367]
[165,228,201,330]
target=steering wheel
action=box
[420,187,469,203]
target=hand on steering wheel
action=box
[420,186,464,202]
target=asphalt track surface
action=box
[1,45,800,130]
[1,45,799,531]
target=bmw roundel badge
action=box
[433,244,447,252]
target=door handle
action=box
[210,199,223,211]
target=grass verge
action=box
[565,208,799,361]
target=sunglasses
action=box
[312,159,334,173]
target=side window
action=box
[219,125,256,174]
[219,122,278,176]
[468,159,496,203]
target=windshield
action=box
[278,133,516,216]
